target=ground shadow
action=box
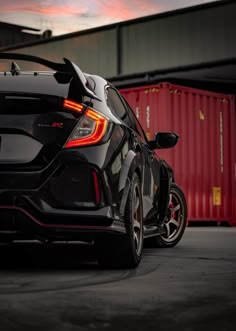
[0,242,99,271]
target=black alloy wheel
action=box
[146,183,187,248]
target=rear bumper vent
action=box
[45,165,99,208]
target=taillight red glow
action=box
[93,171,101,204]
[64,99,84,113]
[65,108,108,148]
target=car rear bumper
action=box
[0,145,125,241]
[0,191,126,239]
[0,200,126,241]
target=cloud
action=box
[0,0,160,20]
[0,0,161,35]
[0,0,221,36]
[0,0,88,16]
[91,0,160,20]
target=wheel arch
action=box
[158,160,175,222]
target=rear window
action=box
[0,94,60,114]
[0,72,72,98]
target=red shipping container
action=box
[120,83,236,226]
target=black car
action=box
[0,53,187,268]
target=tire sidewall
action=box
[157,183,187,248]
[124,172,144,263]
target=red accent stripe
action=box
[92,171,100,204]
[0,206,109,230]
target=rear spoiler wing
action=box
[0,52,101,101]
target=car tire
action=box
[146,183,187,248]
[95,172,143,268]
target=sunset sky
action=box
[0,0,220,36]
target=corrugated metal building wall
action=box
[0,28,117,76]
[0,22,42,49]
[120,1,236,75]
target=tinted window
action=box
[123,99,147,140]
[107,88,131,126]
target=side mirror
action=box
[148,132,179,150]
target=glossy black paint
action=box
[0,58,178,242]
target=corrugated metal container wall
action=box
[120,83,236,225]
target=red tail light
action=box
[63,99,84,113]
[65,108,108,148]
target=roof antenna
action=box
[10,62,21,76]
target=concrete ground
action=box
[0,227,236,331]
